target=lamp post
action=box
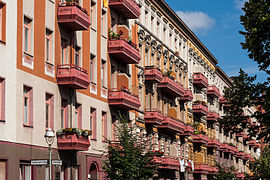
[44,128,55,180]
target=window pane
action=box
[25,166,32,180]
[24,28,29,52]
[24,97,28,124]
[46,103,49,128]
[46,38,49,62]
[75,111,78,128]
[0,161,6,180]
[61,109,64,128]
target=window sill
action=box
[23,51,33,58]
[91,138,97,141]
[45,61,54,66]
[23,124,33,128]
[91,27,97,32]
[101,35,107,39]
[0,40,6,45]
[0,120,5,123]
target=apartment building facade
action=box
[0,0,258,179]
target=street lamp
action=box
[44,128,55,180]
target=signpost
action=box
[31,159,62,166]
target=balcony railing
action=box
[208,166,218,174]
[207,111,220,122]
[109,0,140,19]
[144,66,163,83]
[192,102,209,116]
[108,88,140,111]
[157,77,185,97]
[193,164,209,174]
[207,139,221,149]
[193,72,208,88]
[219,96,227,104]
[181,125,194,136]
[108,39,140,64]
[219,143,231,153]
[236,151,245,159]
[179,89,193,102]
[207,85,221,98]
[153,156,180,170]
[144,109,163,125]
[192,134,209,144]
[57,134,90,151]
[249,140,256,146]
[57,2,90,31]
[158,115,185,133]
[57,64,90,89]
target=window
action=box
[101,10,107,36]
[156,21,160,37]
[90,54,95,83]
[90,108,96,139]
[102,111,107,141]
[61,99,68,128]
[23,86,33,127]
[0,78,5,121]
[23,16,32,54]
[61,38,69,64]
[0,160,7,180]
[90,1,96,29]
[75,46,81,66]
[75,103,81,128]
[45,29,53,64]
[0,2,6,43]
[101,60,106,87]
[144,10,148,27]
[19,162,33,180]
[45,93,54,129]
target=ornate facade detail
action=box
[156,44,162,60]
[163,49,169,64]
[151,40,157,56]
[145,34,151,52]
[138,29,145,47]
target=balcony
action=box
[249,140,256,146]
[207,85,221,98]
[236,172,245,179]
[219,143,230,153]
[181,125,194,136]
[109,0,140,19]
[144,66,163,83]
[219,96,227,104]
[144,109,163,125]
[154,156,179,170]
[243,153,251,161]
[157,77,185,97]
[57,64,90,89]
[57,2,90,31]
[208,166,218,174]
[207,111,220,122]
[207,139,221,149]
[230,146,239,155]
[193,164,209,174]
[108,88,140,111]
[193,134,209,144]
[158,116,185,133]
[179,89,193,102]
[254,143,260,149]
[108,39,140,64]
[236,152,244,159]
[236,132,244,137]
[193,72,208,88]
[192,102,209,116]
[57,134,90,151]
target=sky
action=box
[164,0,267,82]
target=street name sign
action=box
[31,159,48,166]
[52,160,62,166]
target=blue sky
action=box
[164,0,267,82]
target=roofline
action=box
[150,0,218,65]
[216,66,233,87]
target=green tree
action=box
[213,163,237,180]
[219,69,269,141]
[250,145,270,178]
[102,116,157,180]
[240,0,270,74]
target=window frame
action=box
[75,46,81,66]
[0,159,7,180]
[102,111,107,141]
[0,2,6,44]
[45,93,54,130]
[61,38,69,64]
[90,107,96,140]
[45,29,52,64]
[75,103,82,129]
[23,16,32,54]
[0,77,5,122]
[61,99,68,129]
[23,86,30,126]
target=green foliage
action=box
[250,145,270,178]
[240,0,270,74]
[213,163,237,180]
[102,115,157,180]
[219,69,270,142]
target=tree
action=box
[102,116,157,180]
[240,0,270,74]
[213,163,237,180]
[249,145,270,178]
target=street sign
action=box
[31,159,48,166]
[52,160,62,166]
